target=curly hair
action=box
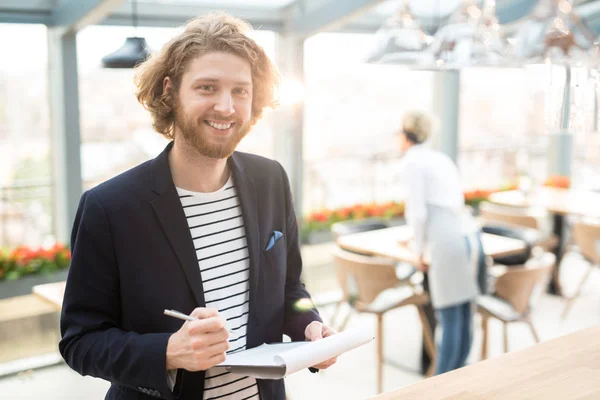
[134,12,280,139]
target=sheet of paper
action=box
[217,327,373,379]
[275,327,373,376]
[217,342,307,368]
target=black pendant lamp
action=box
[102,0,151,68]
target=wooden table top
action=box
[489,187,600,217]
[336,225,526,265]
[371,326,600,400]
[32,281,66,311]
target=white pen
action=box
[164,309,197,322]
[164,309,233,335]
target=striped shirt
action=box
[175,175,260,400]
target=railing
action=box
[0,179,53,248]
[303,153,406,213]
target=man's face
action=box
[173,52,253,159]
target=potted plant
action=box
[300,201,406,244]
[0,243,71,299]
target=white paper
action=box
[275,327,373,376]
[217,327,373,379]
[218,342,307,367]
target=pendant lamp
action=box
[427,0,512,69]
[514,0,596,65]
[102,0,151,68]
[365,0,433,65]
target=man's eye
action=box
[234,88,248,96]
[197,85,214,92]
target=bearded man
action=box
[59,12,335,400]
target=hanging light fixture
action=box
[365,0,433,65]
[102,0,151,68]
[426,0,512,69]
[514,0,596,65]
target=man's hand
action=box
[304,321,337,370]
[166,308,230,371]
[416,255,429,272]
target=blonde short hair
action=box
[401,111,433,144]
[134,12,280,139]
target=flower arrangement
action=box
[463,189,493,208]
[0,243,71,281]
[464,183,518,208]
[302,201,406,236]
[543,175,570,189]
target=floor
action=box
[2,244,599,400]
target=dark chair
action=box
[481,223,539,265]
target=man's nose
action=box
[213,93,234,116]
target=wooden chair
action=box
[561,219,600,319]
[332,248,435,394]
[476,252,555,359]
[479,201,558,251]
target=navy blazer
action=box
[59,142,321,400]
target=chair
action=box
[332,248,435,393]
[561,219,600,319]
[479,202,559,260]
[480,224,537,265]
[476,252,555,359]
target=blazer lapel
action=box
[150,143,206,307]
[229,154,260,325]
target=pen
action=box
[164,309,197,322]
[164,309,233,335]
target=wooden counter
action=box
[371,326,600,400]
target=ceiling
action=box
[2,0,600,37]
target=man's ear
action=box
[163,76,172,95]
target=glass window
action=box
[303,32,434,213]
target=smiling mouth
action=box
[205,120,235,131]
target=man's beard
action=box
[174,104,251,160]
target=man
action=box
[59,13,335,400]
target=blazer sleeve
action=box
[59,190,175,400]
[275,162,322,341]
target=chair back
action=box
[572,219,600,265]
[479,201,540,230]
[332,247,399,304]
[494,252,555,314]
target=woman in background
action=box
[398,111,479,375]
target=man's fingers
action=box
[188,316,228,335]
[190,307,219,319]
[322,325,336,338]
[207,340,231,356]
[198,329,230,346]
[306,322,323,341]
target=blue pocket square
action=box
[265,231,283,251]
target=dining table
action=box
[489,187,600,295]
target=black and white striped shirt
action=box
[176,176,259,400]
